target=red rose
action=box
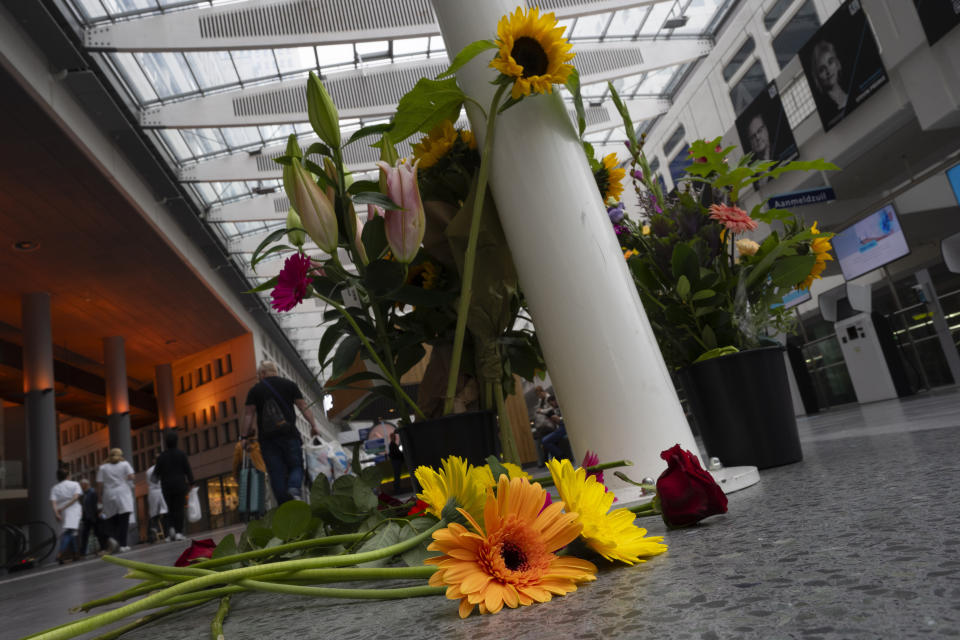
[174,538,216,567]
[654,445,728,528]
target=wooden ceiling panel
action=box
[0,64,247,386]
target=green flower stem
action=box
[89,602,209,640]
[191,532,367,570]
[531,460,634,488]
[31,519,446,640]
[162,587,243,608]
[211,595,231,640]
[443,82,510,416]
[232,582,444,600]
[70,581,163,613]
[495,379,520,464]
[313,291,425,420]
[628,502,659,515]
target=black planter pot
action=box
[398,411,501,482]
[680,346,802,469]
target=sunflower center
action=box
[511,37,549,77]
[500,541,528,571]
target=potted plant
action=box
[602,87,838,468]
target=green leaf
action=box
[352,478,378,512]
[701,324,717,350]
[693,346,739,363]
[307,72,340,148]
[360,464,383,489]
[251,245,296,272]
[346,123,393,147]
[676,275,691,301]
[770,254,816,287]
[671,243,699,285]
[355,522,403,568]
[351,442,362,476]
[326,371,386,388]
[245,275,279,294]
[691,289,716,302]
[250,226,291,266]
[401,520,439,567]
[566,67,586,138]
[629,260,660,293]
[389,77,465,143]
[361,214,388,260]
[363,259,406,296]
[331,335,361,379]
[304,142,332,158]
[607,82,636,146]
[212,534,237,560]
[317,329,342,369]
[347,180,381,196]
[386,284,456,308]
[439,39,497,78]
[352,191,401,210]
[485,455,509,482]
[246,520,273,548]
[272,499,313,541]
[394,342,426,378]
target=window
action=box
[179,374,192,393]
[729,60,767,116]
[668,145,692,184]
[191,434,199,454]
[219,400,228,419]
[722,37,755,82]
[225,354,233,374]
[764,0,794,29]
[196,367,205,386]
[210,427,219,448]
[205,364,212,382]
[214,358,224,378]
[663,124,686,156]
[210,405,217,422]
[230,397,238,415]
[182,415,189,430]
[771,1,819,69]
[203,430,211,451]
[223,422,233,443]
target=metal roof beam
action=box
[86,0,672,52]
[186,96,668,184]
[146,42,697,129]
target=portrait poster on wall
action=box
[799,0,889,132]
[913,0,960,46]
[735,82,799,167]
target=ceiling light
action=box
[13,240,40,252]
[663,15,689,29]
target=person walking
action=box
[144,462,168,542]
[49,469,82,564]
[96,449,135,553]
[388,431,404,494]
[153,431,194,541]
[540,395,569,461]
[240,361,322,504]
[78,478,106,557]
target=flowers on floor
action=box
[653,445,728,528]
[426,474,596,618]
[173,538,216,567]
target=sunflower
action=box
[593,154,626,203]
[411,120,476,169]
[490,7,576,100]
[799,221,834,290]
[426,475,597,618]
[405,260,439,291]
[414,456,487,522]
[546,459,667,565]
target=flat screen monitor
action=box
[781,288,812,309]
[832,204,910,281]
[947,163,960,205]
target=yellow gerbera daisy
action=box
[799,221,834,290]
[415,456,487,522]
[594,154,626,203]
[490,7,576,100]
[472,462,531,490]
[546,458,667,565]
[426,475,597,618]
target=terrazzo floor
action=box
[5,386,960,639]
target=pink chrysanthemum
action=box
[708,204,758,234]
[270,253,312,312]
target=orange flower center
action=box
[512,37,548,77]
[480,517,550,584]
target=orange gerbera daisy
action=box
[426,475,597,618]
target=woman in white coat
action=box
[96,448,135,553]
[145,463,168,542]
[49,468,82,563]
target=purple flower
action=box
[613,224,629,236]
[631,169,643,181]
[607,202,625,224]
[624,140,632,149]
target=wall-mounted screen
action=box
[913,0,960,46]
[799,0,889,132]
[832,204,910,281]
[782,288,813,309]
[947,162,960,205]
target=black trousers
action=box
[163,487,187,535]
[107,512,130,547]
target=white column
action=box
[22,292,59,553]
[104,336,133,462]
[430,0,699,479]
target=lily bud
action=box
[375,159,426,264]
[307,72,340,149]
[284,157,338,254]
[286,208,306,248]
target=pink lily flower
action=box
[374,159,426,264]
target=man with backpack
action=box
[241,361,322,503]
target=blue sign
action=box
[947,163,960,205]
[768,187,836,209]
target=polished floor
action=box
[5,387,960,639]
